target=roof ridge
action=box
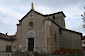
[19,9,66,22]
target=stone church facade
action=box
[16,3,82,53]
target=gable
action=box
[19,9,66,23]
[19,9,44,22]
[18,9,45,37]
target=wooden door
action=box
[28,38,34,51]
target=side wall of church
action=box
[17,11,46,52]
[60,30,82,50]
[50,21,61,53]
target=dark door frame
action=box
[28,38,34,51]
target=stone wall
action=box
[49,22,61,52]
[45,13,65,28]
[61,29,82,50]
[11,39,16,52]
[17,10,46,52]
[16,10,82,53]
[16,24,21,51]
[0,39,12,52]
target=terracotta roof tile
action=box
[0,33,16,41]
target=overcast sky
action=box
[0,0,85,35]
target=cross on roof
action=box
[31,3,34,10]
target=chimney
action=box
[6,32,8,35]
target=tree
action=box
[81,7,85,28]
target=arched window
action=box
[27,32,35,38]
[55,33,56,43]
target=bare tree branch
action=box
[81,7,85,28]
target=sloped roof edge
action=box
[45,19,82,36]
[19,9,66,22]
[0,33,16,41]
[61,28,82,35]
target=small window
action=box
[84,42,85,44]
[59,28,61,34]
[29,22,34,27]
[53,15,55,19]
[55,33,56,43]
[30,13,34,18]
[6,45,11,52]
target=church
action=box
[15,3,82,53]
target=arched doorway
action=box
[27,31,35,51]
[28,38,34,51]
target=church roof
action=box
[19,9,66,22]
[0,33,16,41]
[19,3,65,22]
[45,19,82,37]
[18,3,82,37]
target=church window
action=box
[30,13,34,18]
[53,15,55,19]
[29,22,34,27]
[30,14,33,17]
[55,33,56,43]
[59,28,61,34]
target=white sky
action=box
[0,0,85,35]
